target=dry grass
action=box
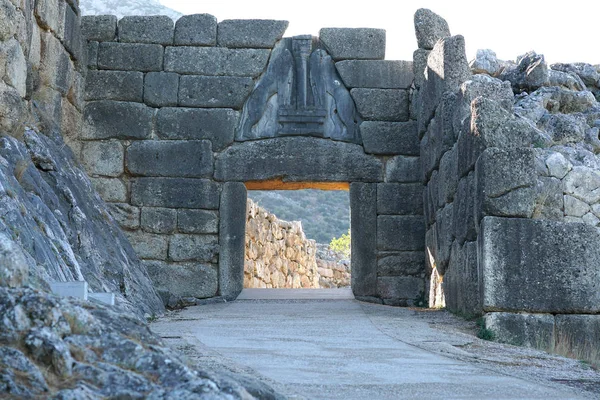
[549,332,600,371]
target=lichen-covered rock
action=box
[469,49,501,77]
[414,8,450,50]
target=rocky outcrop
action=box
[316,244,351,288]
[244,199,320,288]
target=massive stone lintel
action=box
[236,36,361,144]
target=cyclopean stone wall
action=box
[79,15,425,306]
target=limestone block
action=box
[545,152,571,179]
[377,215,425,251]
[433,204,454,274]
[169,234,218,262]
[555,315,600,356]
[40,32,72,95]
[68,72,85,111]
[350,183,377,297]
[131,178,220,209]
[89,177,127,202]
[0,0,17,41]
[215,137,383,182]
[453,173,476,245]
[98,42,163,72]
[126,140,213,178]
[81,141,124,177]
[164,47,270,77]
[81,15,117,41]
[174,14,217,46]
[377,183,423,215]
[319,28,385,61]
[443,240,481,315]
[414,8,451,50]
[82,101,153,140]
[413,49,430,89]
[0,39,26,98]
[139,207,176,234]
[361,121,419,155]
[437,148,458,206]
[350,89,409,121]
[217,19,288,48]
[0,232,28,288]
[144,72,179,108]
[62,3,81,60]
[118,16,174,45]
[124,231,168,260]
[87,41,98,69]
[485,312,555,349]
[144,260,218,299]
[106,203,140,230]
[564,195,589,218]
[377,276,424,303]
[29,22,42,69]
[563,166,600,204]
[336,60,413,89]
[84,70,144,102]
[480,217,600,313]
[34,0,61,33]
[179,76,253,109]
[156,107,238,152]
[177,209,218,234]
[385,156,421,183]
[533,176,564,221]
[377,251,424,276]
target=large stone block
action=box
[414,8,451,50]
[217,19,288,48]
[178,209,219,234]
[319,28,385,61]
[385,156,421,183]
[82,101,153,140]
[81,140,124,177]
[164,47,270,77]
[350,89,409,121]
[377,251,425,276]
[107,203,140,230]
[377,276,424,304]
[40,32,72,95]
[131,178,220,209]
[377,215,425,251]
[443,241,480,316]
[89,177,127,203]
[377,183,423,215]
[485,312,555,349]
[126,140,213,178]
[144,261,218,299]
[0,39,27,98]
[336,60,414,89]
[555,315,600,356]
[84,70,143,102]
[144,72,179,107]
[141,207,177,234]
[81,15,117,41]
[174,14,217,46]
[437,147,458,206]
[219,182,247,300]
[433,204,454,275]
[215,137,383,182]
[35,0,61,33]
[156,108,238,151]
[413,49,430,89]
[0,0,17,42]
[87,41,98,69]
[350,183,377,297]
[97,42,163,72]
[169,234,219,262]
[361,121,419,155]
[178,76,253,109]
[453,173,476,245]
[118,16,174,44]
[124,230,168,260]
[480,217,600,313]
[62,3,82,61]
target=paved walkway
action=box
[152,291,591,399]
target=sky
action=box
[161,0,600,65]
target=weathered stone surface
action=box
[444,241,480,315]
[219,182,247,300]
[164,47,270,77]
[215,137,383,182]
[500,51,548,93]
[414,8,451,50]
[0,0,17,42]
[144,261,218,299]
[81,15,117,41]
[156,108,239,152]
[386,156,421,183]
[551,62,599,86]
[0,232,28,288]
[81,141,124,177]
[34,0,61,33]
[453,173,477,245]
[336,60,414,89]
[0,83,25,136]
[433,204,454,275]
[351,183,377,297]
[143,72,179,107]
[141,208,177,234]
[377,276,424,304]
[319,28,385,61]
[179,76,253,108]
[124,231,168,260]
[118,16,174,45]
[469,49,501,77]
[174,14,217,46]
[84,70,143,102]
[555,315,600,356]
[131,178,220,209]
[361,121,419,155]
[62,4,82,61]
[217,19,288,48]
[169,234,219,262]
[126,140,213,178]
[90,177,127,203]
[485,312,555,349]
[0,39,27,97]
[539,113,587,145]
[413,49,430,89]
[40,32,72,95]
[82,101,153,140]
[377,251,424,277]
[106,203,140,230]
[377,183,423,215]
[377,215,425,251]
[480,217,600,313]
[178,209,219,234]
[87,41,98,69]
[563,195,589,217]
[533,176,564,221]
[350,89,409,121]
[97,42,163,72]
[438,148,458,206]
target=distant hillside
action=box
[80,0,182,19]
[248,190,350,244]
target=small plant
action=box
[413,290,428,308]
[146,314,158,323]
[329,229,351,258]
[476,317,495,341]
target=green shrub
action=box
[330,229,351,258]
